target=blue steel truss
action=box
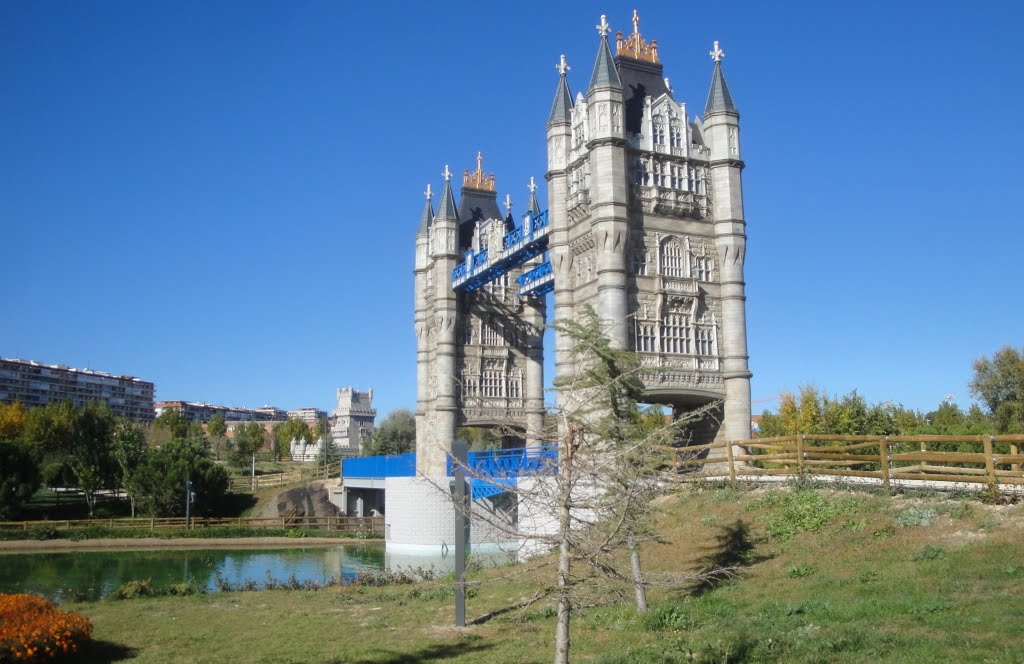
[451,210,553,295]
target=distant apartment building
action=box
[0,357,155,421]
[286,408,328,426]
[154,401,287,423]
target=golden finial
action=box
[462,152,496,191]
[616,9,660,63]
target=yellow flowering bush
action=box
[0,594,92,662]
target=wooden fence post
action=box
[1011,443,1021,474]
[983,435,996,486]
[726,441,737,483]
[796,435,806,476]
[879,437,890,490]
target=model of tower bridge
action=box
[370,13,751,555]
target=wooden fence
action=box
[227,461,341,492]
[673,434,1024,488]
[0,515,383,535]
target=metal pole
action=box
[452,440,469,627]
[185,479,192,529]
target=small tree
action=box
[363,409,416,456]
[970,346,1024,434]
[133,440,228,517]
[153,408,190,440]
[0,440,41,519]
[273,418,310,460]
[0,402,26,440]
[232,422,266,467]
[67,402,117,516]
[111,421,147,516]
[207,413,228,458]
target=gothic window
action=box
[695,326,716,355]
[482,371,503,398]
[573,123,585,148]
[670,163,683,190]
[460,318,478,345]
[632,251,648,276]
[661,240,685,277]
[635,321,657,352]
[482,318,502,346]
[635,158,650,186]
[652,160,666,187]
[694,256,713,282]
[507,374,522,399]
[462,375,479,398]
[653,115,665,145]
[660,314,691,354]
[669,120,683,148]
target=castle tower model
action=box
[546,14,751,444]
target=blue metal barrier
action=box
[341,453,415,479]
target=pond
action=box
[0,544,389,601]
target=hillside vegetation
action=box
[65,482,1024,663]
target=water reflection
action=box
[0,545,386,601]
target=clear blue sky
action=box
[2,1,1022,419]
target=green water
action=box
[0,544,386,601]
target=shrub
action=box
[0,593,93,660]
[111,579,153,600]
[895,506,938,527]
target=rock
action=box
[274,481,339,519]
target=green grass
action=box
[59,484,1024,663]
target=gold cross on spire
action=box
[632,9,639,35]
[616,10,659,63]
[710,40,725,62]
[462,152,495,191]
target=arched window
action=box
[661,240,685,277]
[669,120,683,148]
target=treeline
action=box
[0,401,228,520]
[760,346,1024,437]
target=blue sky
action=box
[2,1,1021,419]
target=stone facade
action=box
[331,387,376,457]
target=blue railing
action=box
[451,209,553,293]
[341,453,415,479]
[342,446,559,501]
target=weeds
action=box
[895,506,938,527]
[752,489,861,541]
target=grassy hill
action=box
[67,482,1024,663]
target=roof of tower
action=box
[527,177,541,216]
[704,42,737,115]
[548,55,574,126]
[612,11,669,135]
[588,15,622,92]
[457,153,504,249]
[417,184,434,236]
[435,165,459,224]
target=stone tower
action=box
[546,14,751,444]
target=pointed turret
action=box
[704,41,737,115]
[589,15,622,92]
[527,177,541,216]
[417,184,434,237]
[548,55,574,127]
[435,166,459,223]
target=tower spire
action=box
[548,54,574,127]
[435,165,459,222]
[589,14,622,92]
[527,176,541,216]
[704,40,737,115]
[417,184,434,236]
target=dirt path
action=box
[0,537,379,554]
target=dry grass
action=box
[64,483,1024,663]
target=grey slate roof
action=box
[457,187,504,250]
[704,61,737,115]
[588,36,622,91]
[616,55,668,136]
[417,195,434,236]
[548,75,573,126]
[527,189,541,216]
[435,179,459,224]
